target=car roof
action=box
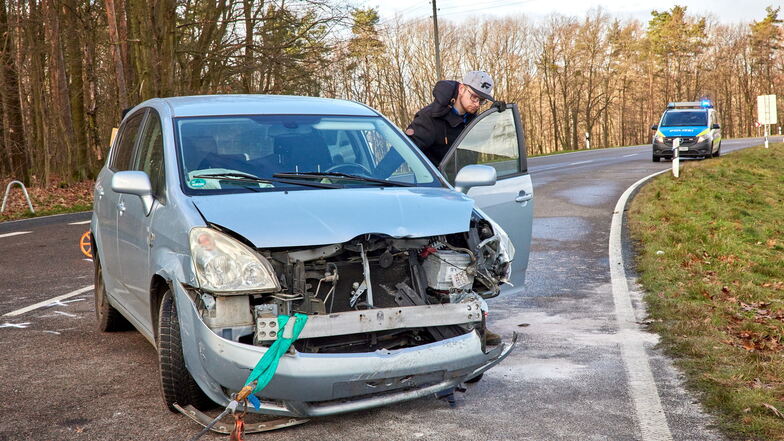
[145,94,379,118]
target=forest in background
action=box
[0,1,781,186]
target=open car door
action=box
[439,103,533,293]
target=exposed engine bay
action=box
[193,213,513,353]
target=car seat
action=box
[273,132,333,173]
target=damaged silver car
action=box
[91,95,533,419]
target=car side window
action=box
[134,109,166,201]
[110,112,146,171]
[440,107,524,184]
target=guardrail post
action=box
[672,138,680,178]
[1,180,35,213]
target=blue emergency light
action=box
[666,100,713,109]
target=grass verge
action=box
[0,179,94,222]
[628,143,784,439]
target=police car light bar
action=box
[666,101,713,109]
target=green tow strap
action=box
[244,313,308,393]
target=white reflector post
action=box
[672,138,680,178]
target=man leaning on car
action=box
[405,71,503,345]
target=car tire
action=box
[158,289,212,412]
[713,143,721,157]
[652,154,660,162]
[94,253,129,332]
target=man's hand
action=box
[492,100,507,112]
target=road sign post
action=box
[757,94,778,149]
[672,138,680,178]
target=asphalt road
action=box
[0,138,769,440]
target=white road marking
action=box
[43,330,61,335]
[569,160,594,165]
[2,285,93,317]
[45,298,85,308]
[610,170,673,441]
[53,311,78,318]
[68,220,91,225]
[623,153,639,157]
[0,231,31,239]
[0,322,31,328]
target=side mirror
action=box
[112,171,154,216]
[454,164,497,194]
[650,124,658,131]
[712,123,720,129]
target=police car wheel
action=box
[652,155,660,162]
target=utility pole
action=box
[431,0,442,79]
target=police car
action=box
[650,100,722,162]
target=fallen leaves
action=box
[0,177,94,221]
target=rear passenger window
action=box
[110,112,145,171]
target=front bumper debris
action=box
[173,282,518,418]
[174,404,309,434]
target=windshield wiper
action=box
[193,172,342,189]
[272,171,415,187]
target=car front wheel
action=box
[158,289,212,412]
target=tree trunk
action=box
[44,0,75,181]
[62,0,88,180]
[105,0,129,110]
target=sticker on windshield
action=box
[189,178,206,188]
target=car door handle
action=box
[117,200,126,215]
[515,190,532,203]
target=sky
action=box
[365,0,777,25]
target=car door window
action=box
[439,106,526,184]
[134,109,166,201]
[110,111,146,171]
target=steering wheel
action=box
[325,162,373,176]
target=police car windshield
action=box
[661,111,707,127]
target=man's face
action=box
[458,84,486,114]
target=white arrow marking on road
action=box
[0,322,31,328]
[2,285,93,317]
[610,170,673,441]
[68,220,91,225]
[0,231,31,239]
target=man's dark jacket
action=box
[406,80,476,165]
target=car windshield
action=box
[175,115,439,193]
[661,111,708,127]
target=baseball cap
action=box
[462,70,494,101]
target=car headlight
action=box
[655,135,665,143]
[696,135,708,143]
[189,227,280,293]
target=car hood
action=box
[658,126,709,137]
[191,187,475,248]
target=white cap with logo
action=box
[462,71,494,101]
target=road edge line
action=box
[610,169,672,441]
[3,285,94,317]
